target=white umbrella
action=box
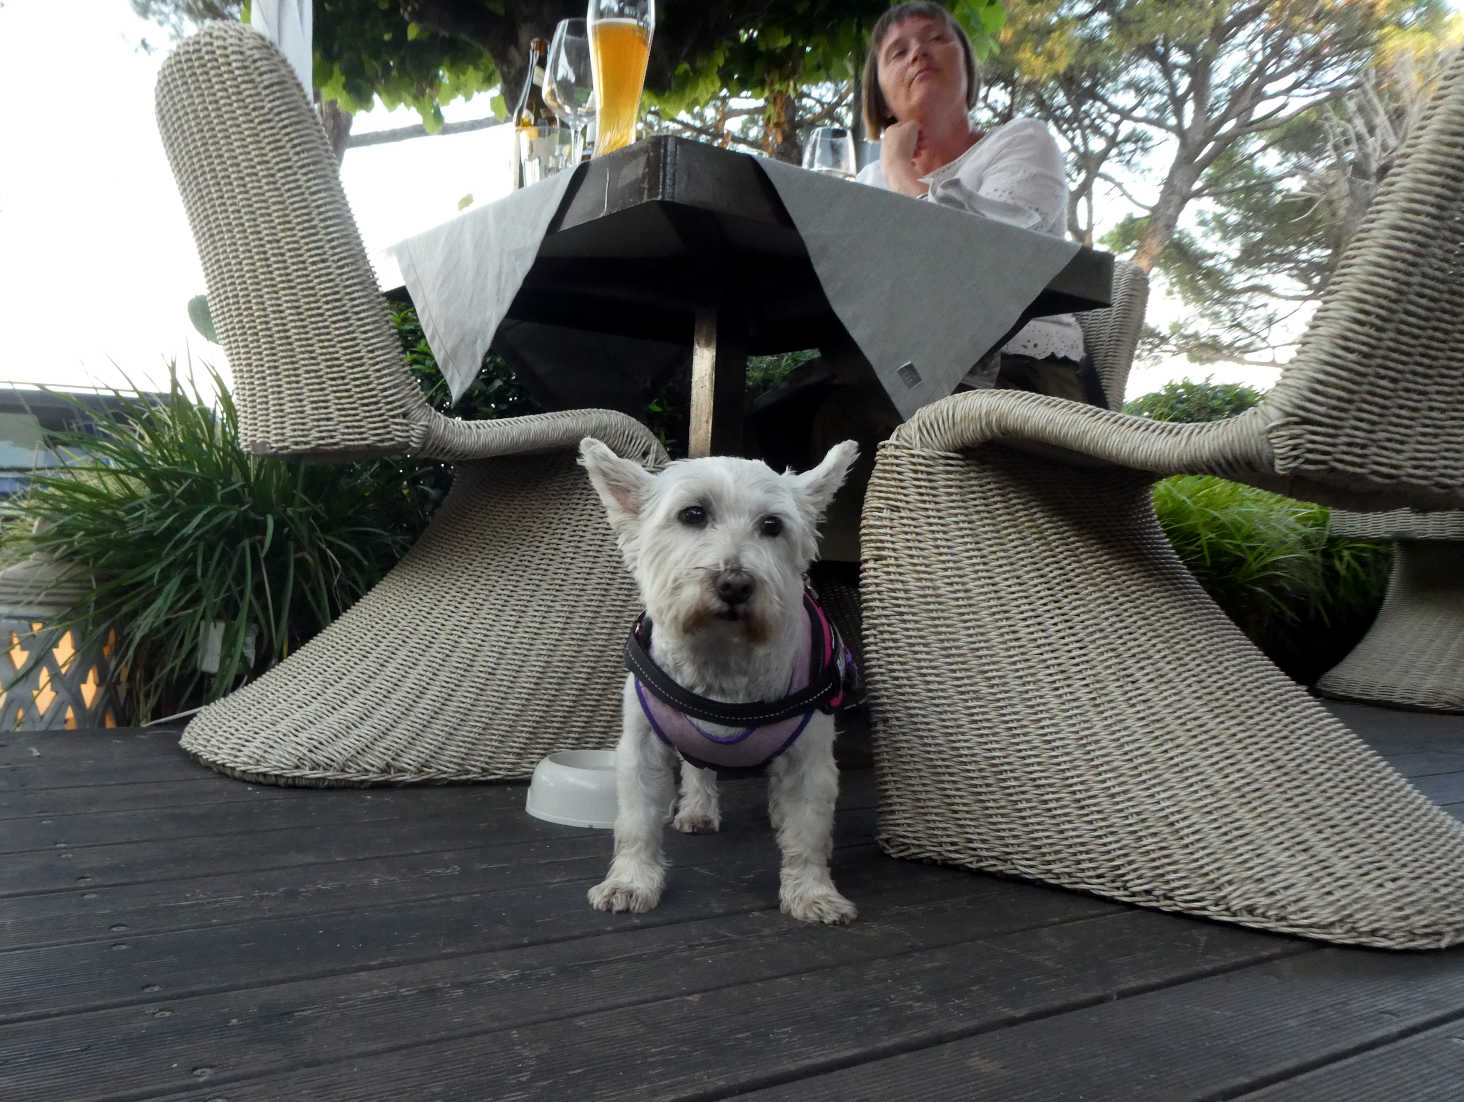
[250,0,313,98]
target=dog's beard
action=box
[677,598,771,645]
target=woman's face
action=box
[876,15,968,126]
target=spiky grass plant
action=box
[1153,475,1393,683]
[4,366,431,723]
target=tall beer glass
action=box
[587,0,654,156]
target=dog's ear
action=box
[789,439,859,520]
[579,437,654,532]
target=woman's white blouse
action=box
[856,118,1085,366]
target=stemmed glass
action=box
[544,19,595,164]
[802,127,858,178]
[586,0,655,156]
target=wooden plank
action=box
[1333,700,1464,755]
[729,946,1464,1102]
[0,832,610,951]
[0,848,1080,1030]
[1407,771,1464,808]
[0,767,875,896]
[1383,751,1464,780]
[0,809,879,965]
[0,779,547,854]
[0,775,301,818]
[0,748,213,788]
[116,908,1302,1102]
[0,803,593,896]
[1232,1018,1464,1100]
[0,727,184,767]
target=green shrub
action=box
[1124,376,1265,422]
[390,302,539,422]
[1151,475,1392,683]
[4,366,432,723]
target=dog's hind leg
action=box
[673,761,721,833]
[768,721,857,925]
[589,688,676,914]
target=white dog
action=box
[578,437,861,924]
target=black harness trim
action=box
[623,591,858,727]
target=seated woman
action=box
[755,1,1101,559]
[857,0,1099,402]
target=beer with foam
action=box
[589,18,651,155]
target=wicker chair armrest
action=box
[890,387,1277,480]
[891,389,1464,512]
[1328,507,1464,541]
[423,407,667,468]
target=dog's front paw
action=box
[673,807,720,834]
[781,880,857,925]
[588,876,661,914]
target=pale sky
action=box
[5,0,1452,403]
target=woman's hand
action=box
[880,120,927,196]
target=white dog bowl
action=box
[525,749,618,828]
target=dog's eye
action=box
[677,505,708,527]
[759,515,783,537]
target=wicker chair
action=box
[1078,259,1149,410]
[858,51,1464,948]
[156,21,666,785]
[1315,508,1464,713]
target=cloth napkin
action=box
[756,157,1080,418]
[389,169,579,402]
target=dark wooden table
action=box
[497,136,1114,456]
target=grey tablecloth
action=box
[389,153,1080,419]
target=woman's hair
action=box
[861,2,980,138]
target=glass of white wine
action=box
[544,18,595,164]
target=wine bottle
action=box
[512,37,556,188]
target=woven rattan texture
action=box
[1329,507,1464,541]
[155,22,427,458]
[1259,51,1464,507]
[860,443,1464,948]
[1076,260,1149,410]
[180,454,641,783]
[1316,540,1464,713]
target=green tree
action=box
[1107,34,1459,366]
[986,0,1450,257]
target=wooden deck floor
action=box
[4,700,1464,1101]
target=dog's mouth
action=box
[714,607,741,622]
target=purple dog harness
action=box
[624,589,861,774]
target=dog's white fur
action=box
[578,436,860,924]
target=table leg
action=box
[688,306,746,458]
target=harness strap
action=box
[624,591,854,727]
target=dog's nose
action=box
[714,570,755,607]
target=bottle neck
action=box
[517,40,552,127]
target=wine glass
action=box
[544,18,595,164]
[586,0,655,156]
[802,127,858,178]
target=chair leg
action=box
[1316,540,1464,713]
[181,453,640,785]
[859,442,1464,948]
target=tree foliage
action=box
[987,0,1451,256]
[1122,376,1265,422]
[978,0,1455,368]
[1104,28,1459,365]
[134,0,1004,162]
